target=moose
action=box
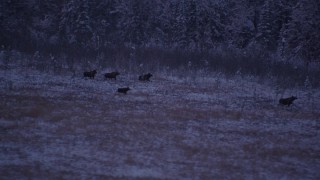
[117,87,131,94]
[105,71,120,80]
[83,70,97,79]
[279,96,297,106]
[139,73,153,81]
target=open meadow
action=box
[1,68,320,179]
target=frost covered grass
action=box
[0,68,319,179]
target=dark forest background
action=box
[0,0,319,86]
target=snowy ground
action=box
[0,68,320,179]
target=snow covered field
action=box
[1,68,319,179]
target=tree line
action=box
[0,0,319,65]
